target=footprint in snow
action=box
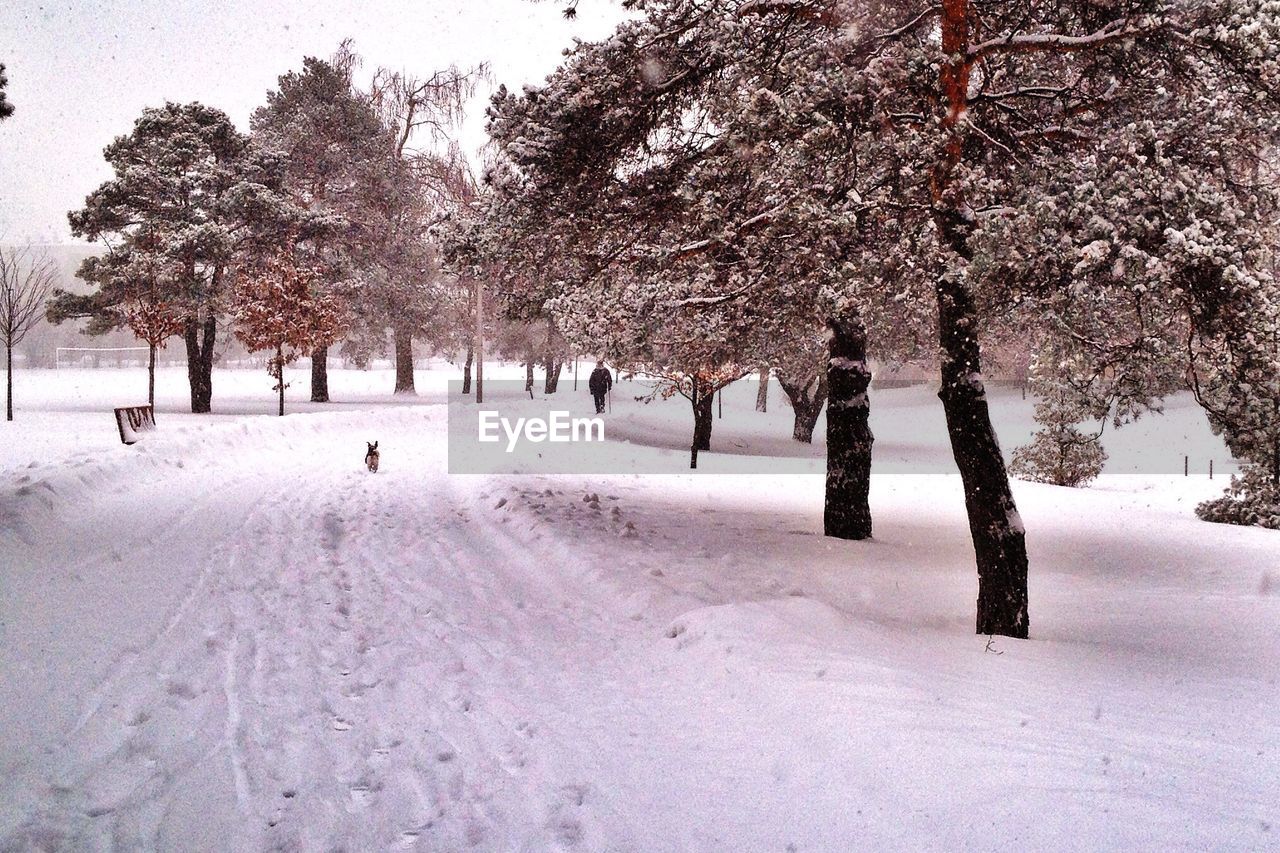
[165,680,197,700]
[348,782,378,810]
[546,784,590,847]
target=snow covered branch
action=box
[968,17,1167,60]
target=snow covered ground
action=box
[1,365,1276,851]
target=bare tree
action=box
[367,61,489,394]
[0,244,57,421]
[369,62,486,159]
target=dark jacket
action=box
[588,366,613,395]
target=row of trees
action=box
[48,46,485,413]
[443,0,1280,638]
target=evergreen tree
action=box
[1010,346,1110,489]
[251,54,398,403]
[0,63,14,121]
[478,0,1280,637]
[56,102,307,413]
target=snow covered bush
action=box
[1010,427,1107,488]
[1187,259,1280,528]
[1009,384,1107,489]
[1010,349,1111,488]
[1196,467,1280,530]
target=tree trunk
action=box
[462,345,474,395]
[544,357,562,394]
[1272,435,1279,490]
[756,366,769,412]
[525,360,534,395]
[779,371,828,444]
[474,279,484,405]
[148,342,156,408]
[5,341,12,422]
[936,274,1029,639]
[183,313,215,414]
[310,344,329,403]
[276,343,285,417]
[691,378,714,452]
[925,0,1029,638]
[824,315,873,540]
[393,326,415,395]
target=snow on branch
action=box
[866,5,943,45]
[968,17,1167,60]
[738,0,839,26]
[671,200,789,261]
[665,286,750,309]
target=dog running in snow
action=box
[365,441,380,473]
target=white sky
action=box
[0,0,625,243]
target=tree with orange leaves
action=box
[233,245,348,417]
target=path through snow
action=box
[1,399,1277,850]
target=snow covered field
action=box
[1,365,1277,851]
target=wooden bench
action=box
[114,405,157,445]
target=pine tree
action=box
[1194,302,1280,528]
[57,102,306,413]
[0,63,15,121]
[477,0,1280,637]
[1010,350,1109,489]
[251,53,397,403]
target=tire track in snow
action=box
[0,468,285,849]
[4,410,643,850]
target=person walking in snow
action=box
[588,362,612,414]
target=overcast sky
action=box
[0,0,624,243]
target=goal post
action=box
[54,346,164,369]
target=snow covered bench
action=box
[114,405,156,445]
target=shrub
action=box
[1010,426,1107,488]
[1195,466,1280,530]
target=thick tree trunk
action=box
[544,357,562,394]
[779,371,828,444]
[925,0,1029,638]
[525,360,534,395]
[474,280,484,405]
[5,341,12,422]
[276,343,285,417]
[462,346,474,395]
[756,366,769,412]
[183,313,215,414]
[936,274,1029,638]
[824,315,873,540]
[310,345,330,403]
[691,378,714,452]
[148,343,156,408]
[393,326,415,395]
